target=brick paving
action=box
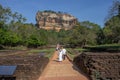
[38,51,89,80]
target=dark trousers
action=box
[63,54,66,60]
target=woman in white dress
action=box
[58,49,63,62]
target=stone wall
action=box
[36,11,78,31]
[73,52,120,80]
[0,54,49,80]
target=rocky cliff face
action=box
[36,11,78,31]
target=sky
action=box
[0,0,114,27]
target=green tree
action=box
[26,34,46,48]
[57,29,68,44]
[103,0,120,43]
[0,29,21,46]
[68,23,91,47]
[104,15,120,43]
[105,0,120,21]
[81,21,104,44]
[0,4,11,23]
[66,21,102,47]
[0,4,26,30]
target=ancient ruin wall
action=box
[73,52,120,80]
[0,54,49,80]
[36,11,78,30]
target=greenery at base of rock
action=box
[0,1,120,48]
[83,44,120,52]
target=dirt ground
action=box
[0,50,49,80]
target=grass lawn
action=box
[84,44,120,52]
[28,48,55,58]
[0,47,55,59]
[66,48,86,60]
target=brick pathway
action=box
[38,51,89,80]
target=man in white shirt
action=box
[61,47,67,60]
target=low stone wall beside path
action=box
[73,52,120,80]
[0,51,49,80]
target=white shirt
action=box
[62,49,66,55]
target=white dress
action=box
[58,50,63,61]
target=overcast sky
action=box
[0,0,114,27]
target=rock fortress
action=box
[36,10,78,31]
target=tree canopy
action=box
[0,2,120,48]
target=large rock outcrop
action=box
[36,10,78,31]
[73,52,120,80]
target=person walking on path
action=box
[58,48,63,62]
[61,46,67,60]
[56,43,61,60]
[56,43,60,51]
